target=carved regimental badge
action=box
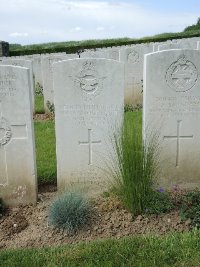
[166,56,198,92]
[0,117,12,147]
[76,61,105,98]
[127,51,139,64]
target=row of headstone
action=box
[2,37,200,113]
[2,48,200,206]
[0,58,124,205]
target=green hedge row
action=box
[10,31,200,56]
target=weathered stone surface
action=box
[158,39,199,51]
[80,49,119,60]
[41,54,78,112]
[120,44,153,106]
[143,49,200,189]
[53,59,124,194]
[0,59,35,113]
[0,65,37,205]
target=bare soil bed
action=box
[0,185,191,250]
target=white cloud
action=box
[9,32,29,37]
[70,27,81,32]
[96,27,105,31]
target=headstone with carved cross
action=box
[0,59,35,113]
[0,65,37,205]
[120,44,153,106]
[53,59,124,194]
[143,49,200,189]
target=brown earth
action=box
[0,185,191,250]
[33,113,54,121]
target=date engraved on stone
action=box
[127,51,139,63]
[166,56,198,92]
[0,117,12,147]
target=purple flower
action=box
[158,187,165,193]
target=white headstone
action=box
[53,59,124,193]
[0,65,37,205]
[41,54,78,112]
[143,49,200,189]
[0,59,35,113]
[120,44,153,106]
[32,55,43,87]
[80,49,119,61]
[158,39,199,51]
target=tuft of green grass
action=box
[109,111,159,216]
[1,230,200,267]
[48,191,91,233]
[34,121,56,184]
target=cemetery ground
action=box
[1,96,200,266]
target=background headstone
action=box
[143,49,200,189]
[53,59,124,194]
[0,59,35,113]
[80,48,119,61]
[120,44,153,106]
[41,54,78,112]
[0,65,37,205]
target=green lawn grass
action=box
[35,95,45,114]
[34,121,57,184]
[1,230,200,267]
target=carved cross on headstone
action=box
[0,102,28,186]
[163,120,193,167]
[79,129,101,165]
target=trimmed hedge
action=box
[10,30,200,56]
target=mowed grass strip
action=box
[34,121,57,184]
[1,230,200,267]
[35,95,45,114]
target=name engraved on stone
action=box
[79,129,101,165]
[149,96,200,115]
[166,56,198,92]
[0,74,17,98]
[163,120,193,167]
[127,51,139,64]
[64,104,121,126]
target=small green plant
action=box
[124,104,142,112]
[180,190,200,228]
[144,188,174,215]
[48,191,91,233]
[110,112,159,216]
[35,83,43,96]
[46,101,55,114]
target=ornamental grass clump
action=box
[48,191,91,233]
[109,112,159,216]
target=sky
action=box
[0,0,199,45]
